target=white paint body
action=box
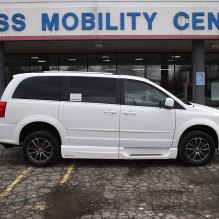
[1,72,219,161]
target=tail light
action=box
[0,102,7,118]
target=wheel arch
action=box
[179,125,218,148]
[19,122,62,146]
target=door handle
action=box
[123,111,136,115]
[104,110,117,114]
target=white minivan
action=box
[0,72,218,167]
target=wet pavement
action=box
[0,145,219,219]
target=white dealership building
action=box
[0,0,219,106]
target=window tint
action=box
[70,77,117,104]
[13,76,62,101]
[124,80,167,107]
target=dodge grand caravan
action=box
[0,72,218,167]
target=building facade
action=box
[0,0,219,106]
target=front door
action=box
[119,79,176,158]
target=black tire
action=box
[22,131,60,167]
[179,131,215,166]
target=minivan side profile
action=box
[0,72,218,167]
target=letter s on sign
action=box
[0,14,9,32]
[12,13,26,31]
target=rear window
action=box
[12,76,62,101]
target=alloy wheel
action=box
[27,138,53,163]
[186,137,210,162]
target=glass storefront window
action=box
[205,54,219,107]
[88,54,116,74]
[5,52,219,107]
[30,55,58,72]
[146,54,174,93]
[5,55,29,85]
[59,54,87,72]
[117,54,145,77]
[174,55,192,101]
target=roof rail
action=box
[42,71,114,75]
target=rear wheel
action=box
[179,131,215,166]
[22,131,60,167]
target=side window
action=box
[124,80,167,107]
[70,77,117,104]
[12,76,62,101]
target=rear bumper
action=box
[0,122,19,145]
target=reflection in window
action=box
[117,54,145,77]
[146,54,174,93]
[9,53,219,105]
[174,55,192,102]
[205,53,219,107]
[124,80,167,107]
[30,55,58,72]
[88,54,116,74]
[5,55,29,85]
[59,54,87,72]
[175,65,192,101]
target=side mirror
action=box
[164,98,174,109]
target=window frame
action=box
[121,79,184,109]
[63,76,120,105]
[12,76,64,101]
[121,79,168,108]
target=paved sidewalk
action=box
[0,145,219,219]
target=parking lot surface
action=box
[0,145,219,219]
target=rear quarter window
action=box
[12,76,62,101]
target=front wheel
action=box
[22,131,60,167]
[179,131,215,166]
